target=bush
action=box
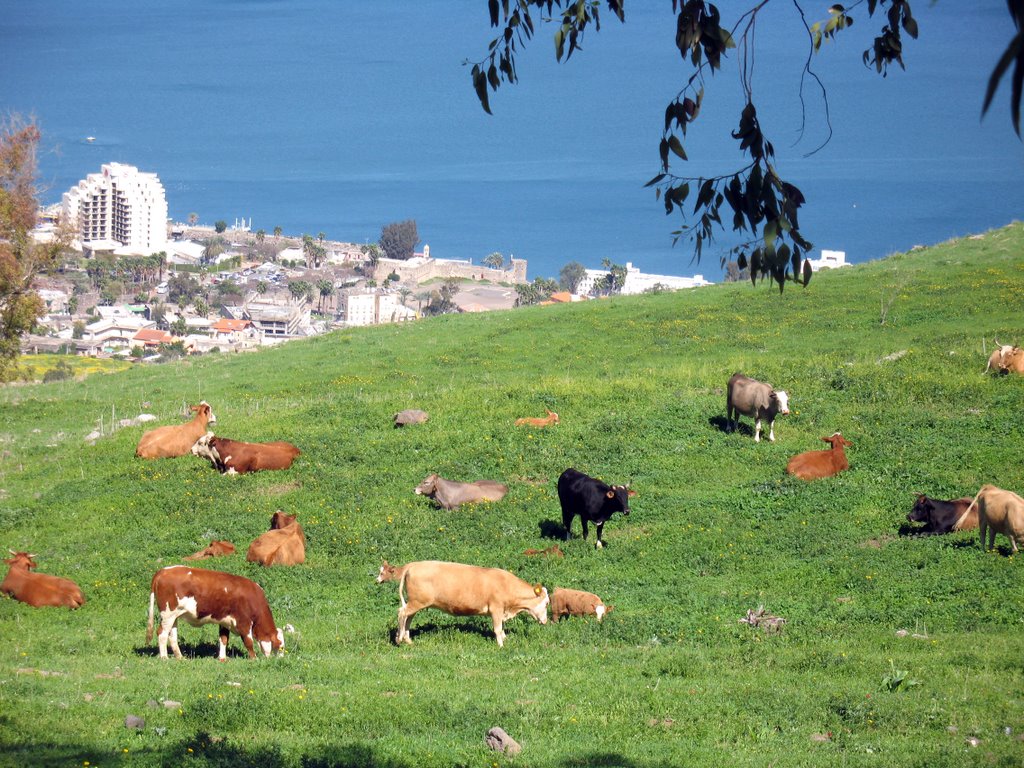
[41,361,73,383]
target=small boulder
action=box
[124,715,145,730]
[485,726,522,755]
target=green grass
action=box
[1,224,1023,767]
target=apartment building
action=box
[62,163,168,255]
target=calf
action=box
[183,540,236,561]
[726,373,790,443]
[136,401,216,459]
[191,433,301,475]
[786,433,852,481]
[557,468,633,549]
[146,565,287,660]
[906,494,977,534]
[414,474,508,510]
[395,560,548,647]
[1,551,85,609]
[247,511,306,566]
[515,409,559,427]
[550,587,611,622]
[966,484,1024,552]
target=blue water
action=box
[2,1,1022,280]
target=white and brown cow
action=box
[394,560,548,647]
[966,484,1024,553]
[191,433,300,475]
[146,565,287,660]
[726,373,790,443]
[550,587,611,622]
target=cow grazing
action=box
[965,484,1024,552]
[414,474,508,510]
[191,433,301,475]
[394,409,429,427]
[146,565,287,660]
[515,409,559,428]
[246,511,306,566]
[376,560,408,584]
[550,587,611,622]
[557,468,633,549]
[726,373,790,443]
[183,540,236,561]
[136,401,216,459]
[394,560,548,647]
[906,494,977,534]
[786,433,853,481]
[1,551,85,609]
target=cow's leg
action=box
[562,510,574,540]
[767,417,776,442]
[397,604,418,645]
[754,417,762,442]
[980,519,988,550]
[241,630,257,659]
[490,609,506,648]
[595,522,605,549]
[157,616,174,659]
[168,622,183,660]
[580,517,589,541]
[725,405,734,433]
[218,626,230,661]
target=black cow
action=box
[557,468,633,549]
[907,494,978,534]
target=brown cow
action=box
[1002,346,1024,374]
[965,484,1024,552]
[414,474,508,510]
[191,433,300,475]
[550,587,611,622]
[985,341,1017,373]
[1,551,85,609]
[183,540,236,561]
[146,565,288,660]
[906,495,977,534]
[136,402,216,459]
[515,409,559,427]
[247,511,306,566]
[786,433,852,481]
[395,560,549,647]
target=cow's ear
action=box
[533,584,543,596]
[606,490,615,499]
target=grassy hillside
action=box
[1,224,1023,767]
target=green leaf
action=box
[554,26,565,61]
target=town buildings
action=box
[576,262,713,296]
[62,163,168,256]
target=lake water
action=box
[2,0,1022,280]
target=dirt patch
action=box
[861,534,898,548]
[264,481,302,496]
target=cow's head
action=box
[4,550,38,570]
[821,433,852,448]
[377,560,399,583]
[529,585,549,624]
[270,510,298,530]
[546,409,560,424]
[191,431,220,462]
[414,474,439,496]
[773,390,791,415]
[606,485,633,516]
[908,494,934,524]
[193,401,217,425]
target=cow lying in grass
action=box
[1,551,85,609]
[247,511,306,566]
[136,401,216,459]
[906,494,977,535]
[192,433,301,475]
[414,474,508,510]
[183,540,236,561]
[515,409,559,427]
[550,588,611,622]
[786,433,852,481]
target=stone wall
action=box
[374,257,527,286]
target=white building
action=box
[804,249,850,272]
[577,262,713,296]
[62,163,168,255]
[342,290,416,326]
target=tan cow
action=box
[247,511,306,566]
[1002,347,1024,374]
[184,540,236,561]
[1,551,85,609]
[550,587,611,622]
[394,560,549,647]
[136,402,216,459]
[985,341,1017,373]
[965,484,1024,552]
[414,474,508,510]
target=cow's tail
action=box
[145,591,155,644]
[397,568,410,610]
[964,486,986,520]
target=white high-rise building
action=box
[62,162,168,255]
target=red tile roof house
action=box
[132,328,175,349]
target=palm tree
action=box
[483,252,504,270]
[398,287,412,307]
[316,279,333,313]
[317,231,326,245]
[273,226,282,239]
[255,229,265,245]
